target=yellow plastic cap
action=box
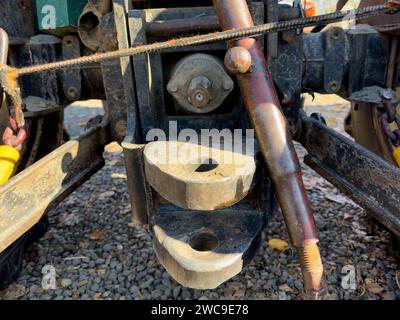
[0,145,20,185]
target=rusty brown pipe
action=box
[212,0,324,299]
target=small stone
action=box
[383,292,396,300]
[41,294,52,300]
[29,284,41,295]
[181,289,191,300]
[173,286,181,299]
[278,291,287,300]
[91,283,100,292]
[151,289,162,299]
[3,284,27,300]
[103,244,112,252]
[61,278,72,288]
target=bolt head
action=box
[224,47,252,74]
[68,87,78,100]
[168,83,179,93]
[223,80,233,91]
[188,76,211,108]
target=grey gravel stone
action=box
[173,286,182,299]
[151,289,162,299]
[61,279,72,288]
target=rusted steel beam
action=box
[0,121,110,253]
[302,116,400,237]
[121,142,152,226]
[146,16,220,37]
[213,0,324,298]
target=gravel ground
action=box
[1,95,399,300]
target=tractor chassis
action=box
[0,0,400,295]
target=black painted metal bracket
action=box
[300,116,400,237]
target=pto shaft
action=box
[212,0,324,299]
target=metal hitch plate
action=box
[144,141,256,211]
[153,209,263,289]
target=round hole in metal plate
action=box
[189,232,219,252]
[195,158,219,173]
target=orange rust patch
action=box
[4,67,19,92]
[0,65,22,126]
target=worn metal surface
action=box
[213,0,324,298]
[146,16,220,37]
[12,4,393,77]
[0,0,36,39]
[0,120,110,253]
[348,86,399,164]
[18,35,62,104]
[167,54,234,114]
[359,0,400,34]
[61,35,82,102]
[144,141,256,211]
[78,0,111,51]
[153,208,263,289]
[128,4,264,139]
[224,47,252,75]
[121,142,153,226]
[302,25,388,97]
[323,27,346,94]
[98,12,119,52]
[301,116,400,237]
[101,0,139,143]
[23,96,63,118]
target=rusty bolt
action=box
[68,87,78,100]
[328,80,339,93]
[187,76,212,108]
[224,47,252,74]
[115,120,127,137]
[168,82,179,93]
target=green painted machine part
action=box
[36,0,87,36]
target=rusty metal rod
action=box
[146,16,220,37]
[145,10,303,38]
[12,4,390,76]
[213,0,324,299]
